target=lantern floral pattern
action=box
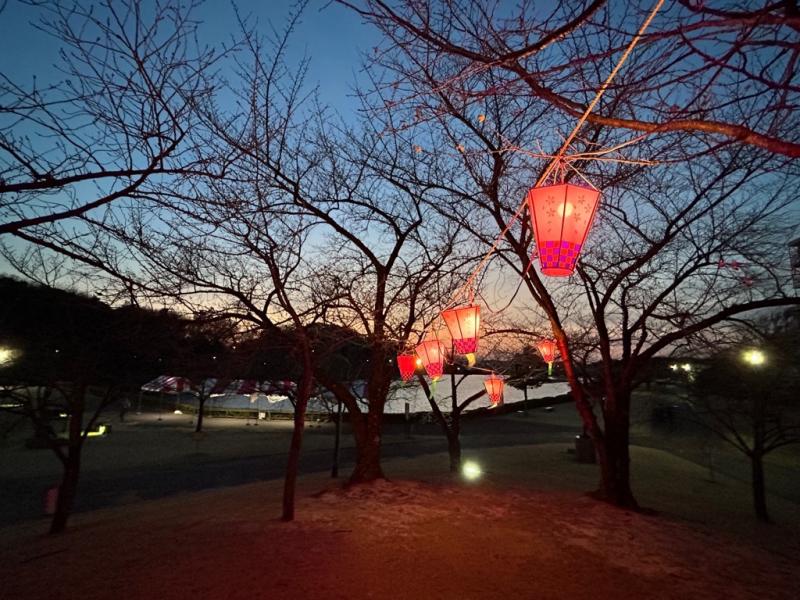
[396,353,417,382]
[415,339,447,380]
[484,374,505,407]
[527,182,601,276]
[441,305,480,354]
[537,339,558,375]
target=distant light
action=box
[669,364,678,371]
[462,460,482,481]
[0,346,17,367]
[173,409,183,415]
[681,363,692,372]
[743,349,765,366]
[415,358,422,366]
[86,424,107,437]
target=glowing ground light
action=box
[86,424,107,437]
[462,461,482,481]
[743,349,765,366]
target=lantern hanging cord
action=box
[445,0,665,311]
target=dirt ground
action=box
[1,444,797,600]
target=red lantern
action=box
[527,182,601,276]
[441,305,480,354]
[537,339,558,376]
[396,353,417,382]
[484,373,505,407]
[415,339,447,380]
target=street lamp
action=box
[742,349,766,366]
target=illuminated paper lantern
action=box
[415,340,447,380]
[441,305,480,354]
[537,339,558,376]
[396,353,417,382]
[527,182,601,276]
[484,374,505,407]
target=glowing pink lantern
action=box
[537,339,558,376]
[484,374,505,407]
[527,182,601,276]
[415,340,447,380]
[441,305,480,354]
[396,353,417,382]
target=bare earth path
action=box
[1,444,797,600]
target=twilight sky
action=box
[0,0,380,118]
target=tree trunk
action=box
[282,345,314,522]
[331,399,342,478]
[594,389,638,508]
[447,430,461,473]
[50,393,85,534]
[416,373,460,472]
[348,348,390,485]
[349,407,385,483]
[50,450,80,534]
[194,395,206,433]
[751,453,769,522]
[552,330,635,506]
[599,422,638,508]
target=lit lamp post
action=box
[740,346,770,521]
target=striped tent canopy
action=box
[206,379,295,398]
[140,376,192,394]
[140,376,297,398]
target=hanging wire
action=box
[423,0,666,341]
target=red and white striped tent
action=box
[210,379,297,397]
[140,376,192,394]
[141,375,297,408]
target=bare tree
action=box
[416,367,486,472]
[342,0,800,158]
[336,0,800,507]
[693,333,800,522]
[0,276,177,533]
[0,0,226,240]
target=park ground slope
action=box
[1,444,797,600]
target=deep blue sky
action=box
[0,0,380,118]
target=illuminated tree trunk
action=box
[554,331,637,508]
[348,347,391,484]
[349,408,386,483]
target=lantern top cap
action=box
[532,180,599,192]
